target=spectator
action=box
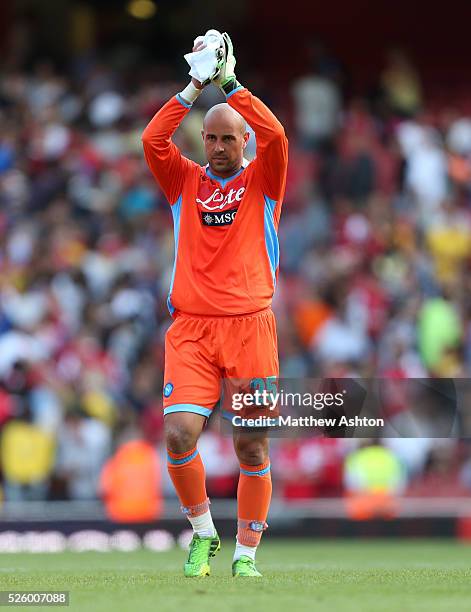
[55,407,111,500]
[1,415,55,501]
[100,434,162,522]
[344,441,406,519]
[291,42,341,151]
[380,48,422,117]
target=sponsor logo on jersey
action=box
[196,186,245,210]
[196,173,246,211]
[201,208,238,226]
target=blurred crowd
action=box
[1,35,471,512]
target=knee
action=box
[165,421,199,454]
[234,437,269,465]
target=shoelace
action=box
[236,556,255,568]
[187,537,211,564]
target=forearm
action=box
[141,90,196,204]
[142,94,191,147]
[226,87,288,199]
[212,33,287,163]
[179,78,205,105]
[226,86,286,147]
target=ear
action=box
[242,131,250,148]
[201,129,205,141]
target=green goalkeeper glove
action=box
[212,33,241,95]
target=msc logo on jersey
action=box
[202,208,237,226]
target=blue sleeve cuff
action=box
[225,85,244,100]
[176,93,192,109]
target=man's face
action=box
[202,108,249,178]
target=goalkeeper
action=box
[142,32,288,578]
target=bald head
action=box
[203,103,247,135]
[202,103,249,178]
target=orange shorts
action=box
[163,308,279,418]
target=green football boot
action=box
[232,555,262,577]
[184,533,221,577]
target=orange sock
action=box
[237,460,272,546]
[167,447,209,517]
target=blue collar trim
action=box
[205,166,244,188]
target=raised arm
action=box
[227,88,288,201]
[141,95,195,206]
[212,33,288,201]
[142,36,209,205]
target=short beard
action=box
[209,158,240,178]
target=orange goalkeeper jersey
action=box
[142,87,288,317]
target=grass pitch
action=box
[0,539,470,611]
